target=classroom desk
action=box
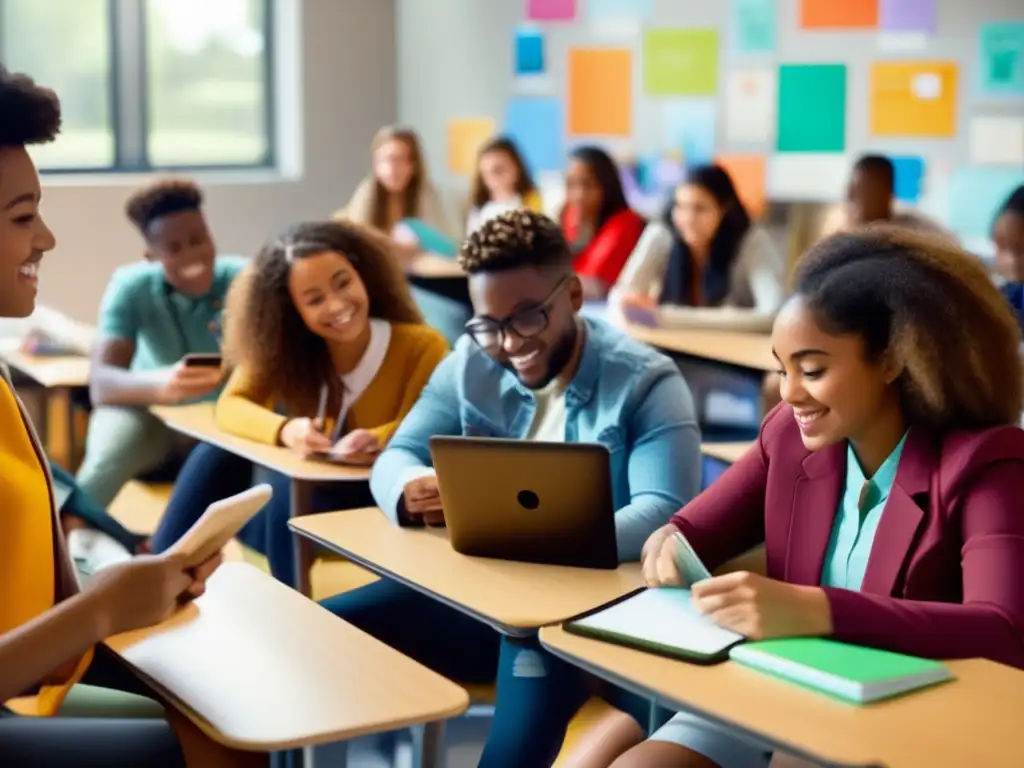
[540,626,1024,768]
[625,324,775,372]
[149,403,369,596]
[106,562,468,760]
[407,253,465,280]
[289,506,643,637]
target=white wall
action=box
[33,0,397,323]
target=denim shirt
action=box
[370,317,702,561]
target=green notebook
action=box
[729,638,953,704]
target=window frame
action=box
[0,0,276,174]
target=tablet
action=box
[167,484,272,567]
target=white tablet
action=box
[167,484,272,567]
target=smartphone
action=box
[183,353,223,369]
[672,532,712,586]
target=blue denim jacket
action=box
[370,318,702,561]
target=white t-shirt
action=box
[525,377,568,442]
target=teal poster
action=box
[979,22,1024,96]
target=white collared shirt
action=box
[336,318,392,427]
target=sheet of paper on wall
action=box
[568,47,633,136]
[799,0,879,29]
[526,0,576,21]
[879,0,936,33]
[979,22,1024,96]
[664,101,717,168]
[869,61,957,137]
[730,0,777,54]
[643,28,719,96]
[777,64,847,152]
[890,155,925,204]
[725,69,776,145]
[947,167,1023,238]
[586,0,653,30]
[447,118,496,176]
[767,153,850,202]
[968,117,1024,166]
[876,32,929,52]
[515,27,546,76]
[715,154,768,218]
[504,97,565,175]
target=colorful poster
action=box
[514,28,545,76]
[568,47,632,135]
[643,28,719,96]
[947,167,1023,237]
[879,0,935,33]
[767,153,851,201]
[800,0,879,29]
[664,101,717,166]
[869,61,957,137]
[890,155,925,203]
[731,0,776,53]
[715,154,768,217]
[504,98,564,174]
[526,0,576,21]
[968,116,1024,166]
[587,0,654,21]
[725,69,776,144]
[447,118,496,175]
[979,22,1024,96]
[777,64,847,152]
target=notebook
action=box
[730,638,953,704]
[565,587,745,664]
[400,218,459,258]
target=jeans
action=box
[152,442,374,585]
[321,579,652,768]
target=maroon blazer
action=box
[673,404,1024,669]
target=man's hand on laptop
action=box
[402,475,444,525]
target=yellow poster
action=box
[870,61,958,137]
[447,118,497,175]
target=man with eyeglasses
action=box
[320,209,700,768]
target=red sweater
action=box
[563,207,646,287]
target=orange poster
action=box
[870,61,958,137]
[447,117,496,175]
[568,47,632,136]
[715,154,767,219]
[800,0,878,29]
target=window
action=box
[0,0,274,172]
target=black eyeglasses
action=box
[465,277,569,350]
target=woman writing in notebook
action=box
[561,146,646,301]
[465,136,543,235]
[605,226,1024,768]
[150,220,450,584]
[0,65,257,766]
[610,164,786,332]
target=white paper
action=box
[968,116,1024,166]
[768,153,850,201]
[876,32,929,52]
[911,73,942,100]
[724,69,776,145]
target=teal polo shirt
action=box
[821,433,908,591]
[97,255,246,382]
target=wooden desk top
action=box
[106,563,468,751]
[1,349,91,388]
[150,403,369,483]
[407,254,465,279]
[540,626,1024,768]
[290,507,643,635]
[701,441,753,464]
[626,325,775,372]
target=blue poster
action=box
[504,97,564,174]
[664,101,718,167]
[891,155,925,204]
[514,27,545,76]
[980,22,1024,96]
[947,166,1022,238]
[731,0,777,54]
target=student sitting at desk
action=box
[611,164,786,332]
[77,180,245,507]
[992,186,1024,334]
[149,221,450,584]
[323,210,702,767]
[561,146,646,302]
[0,63,258,767]
[607,225,1024,768]
[466,136,543,235]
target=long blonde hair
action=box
[341,126,427,232]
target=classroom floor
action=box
[310,717,489,767]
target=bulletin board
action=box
[397,0,1023,240]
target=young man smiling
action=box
[321,209,701,767]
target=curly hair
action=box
[221,220,424,416]
[0,65,61,148]
[793,224,1022,431]
[125,179,203,236]
[459,209,572,275]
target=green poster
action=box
[643,28,719,96]
[777,64,847,152]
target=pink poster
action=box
[526,0,577,21]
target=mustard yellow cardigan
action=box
[215,322,450,446]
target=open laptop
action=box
[428,436,618,569]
